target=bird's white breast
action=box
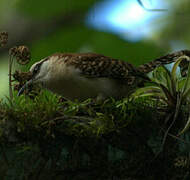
[42,60,125,101]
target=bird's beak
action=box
[17,79,34,96]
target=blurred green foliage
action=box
[29,25,163,67]
[12,0,165,68]
[16,0,97,19]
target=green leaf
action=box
[151,65,178,98]
[133,92,165,99]
[151,66,173,92]
[172,55,190,95]
[16,0,96,19]
[158,83,175,106]
[171,55,189,82]
[177,77,186,91]
[182,58,190,100]
[131,86,162,98]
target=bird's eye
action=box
[33,65,40,74]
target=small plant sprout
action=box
[132,55,190,135]
[8,46,31,100]
[132,55,190,107]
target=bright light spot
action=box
[110,2,146,28]
[87,0,167,42]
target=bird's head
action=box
[17,57,50,96]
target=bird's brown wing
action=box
[59,52,140,79]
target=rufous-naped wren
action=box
[18,50,190,101]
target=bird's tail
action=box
[138,50,190,74]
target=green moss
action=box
[0,90,156,139]
[0,90,189,179]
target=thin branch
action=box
[8,55,14,100]
[152,93,182,161]
[161,93,182,148]
[137,0,167,11]
[160,128,190,145]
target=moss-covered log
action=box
[0,92,189,179]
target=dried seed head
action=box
[16,46,31,64]
[0,31,8,47]
[9,46,31,65]
[9,46,17,57]
[13,70,32,82]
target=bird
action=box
[18,50,190,101]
